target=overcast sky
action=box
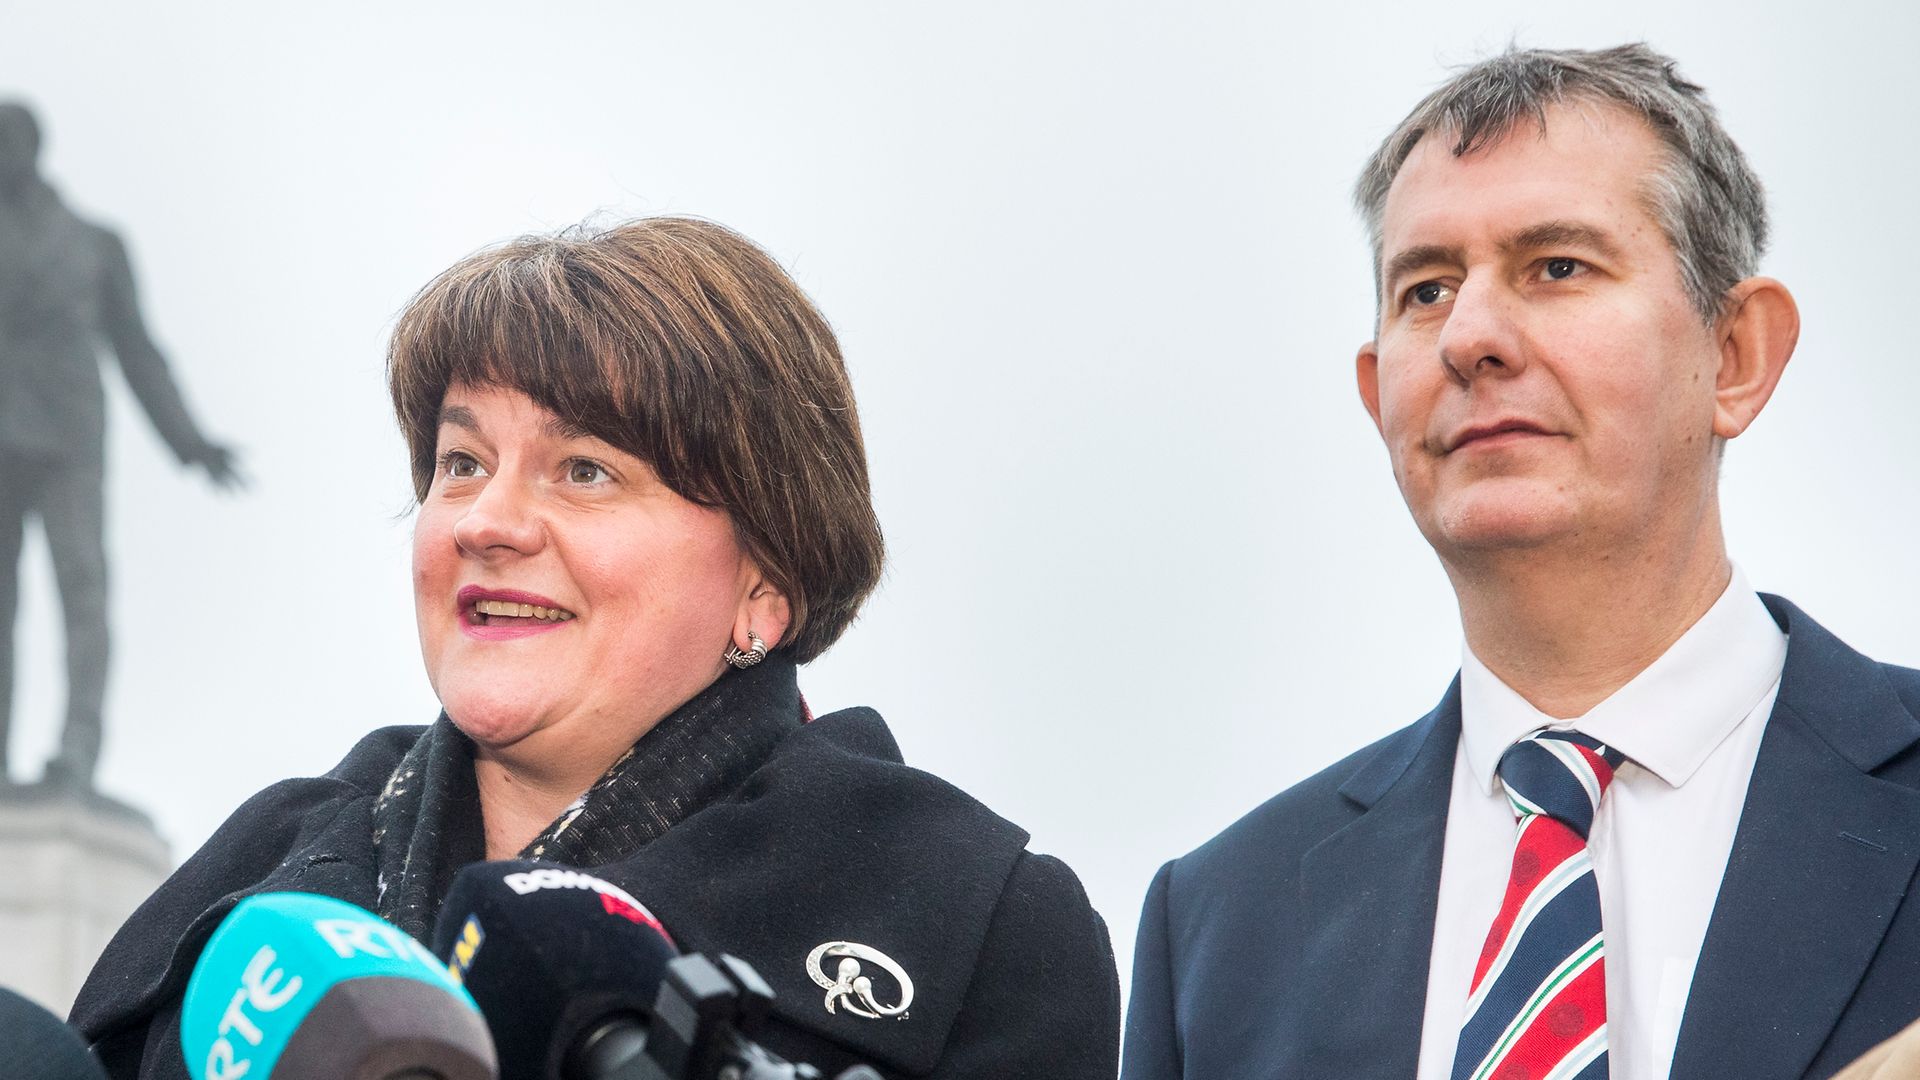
[4,1,1916,1008]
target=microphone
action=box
[431,860,882,1080]
[429,861,679,1080]
[0,986,108,1079]
[181,892,498,1080]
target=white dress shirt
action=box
[1414,567,1788,1080]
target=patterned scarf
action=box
[370,655,804,940]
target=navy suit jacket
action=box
[1123,595,1920,1080]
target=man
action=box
[0,102,240,789]
[1122,45,1920,1080]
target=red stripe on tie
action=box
[1574,745,1616,792]
[1469,817,1585,993]
[1483,953,1607,1080]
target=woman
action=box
[70,218,1120,1078]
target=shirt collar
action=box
[1459,564,1788,796]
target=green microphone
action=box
[180,892,497,1080]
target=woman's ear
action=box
[734,563,793,652]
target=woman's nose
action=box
[451,477,546,559]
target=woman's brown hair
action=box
[388,216,884,663]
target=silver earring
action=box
[725,630,768,669]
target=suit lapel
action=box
[1671,596,1920,1080]
[1296,681,1461,1077]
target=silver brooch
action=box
[805,941,914,1019]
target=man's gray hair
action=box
[1353,43,1767,322]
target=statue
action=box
[0,102,242,791]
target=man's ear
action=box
[735,564,793,653]
[1356,341,1386,436]
[1712,277,1798,440]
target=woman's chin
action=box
[443,699,546,752]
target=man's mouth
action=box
[468,599,576,627]
[1446,419,1554,453]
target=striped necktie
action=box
[1452,729,1626,1080]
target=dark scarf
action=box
[370,655,805,940]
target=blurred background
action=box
[2,0,1915,1011]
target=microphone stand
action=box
[570,954,882,1080]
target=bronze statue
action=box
[0,102,241,790]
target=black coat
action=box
[70,707,1120,1079]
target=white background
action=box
[3,1,1916,1010]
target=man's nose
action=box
[1436,278,1526,385]
[451,476,546,559]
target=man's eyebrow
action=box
[1382,244,1462,291]
[1381,222,1625,292]
[1502,220,1624,261]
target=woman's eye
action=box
[1543,257,1583,280]
[440,451,485,479]
[1409,281,1452,307]
[567,459,610,485]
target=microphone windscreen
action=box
[431,861,680,1080]
[181,892,497,1080]
[0,988,108,1080]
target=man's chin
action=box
[1422,494,1581,555]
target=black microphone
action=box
[430,861,680,1080]
[431,860,882,1080]
[1,987,108,1080]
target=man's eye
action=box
[1543,257,1583,280]
[1409,281,1451,307]
[566,459,610,485]
[440,451,484,479]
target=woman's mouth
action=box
[469,599,576,627]
[455,587,578,638]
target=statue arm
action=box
[96,227,216,465]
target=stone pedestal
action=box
[0,782,171,1017]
